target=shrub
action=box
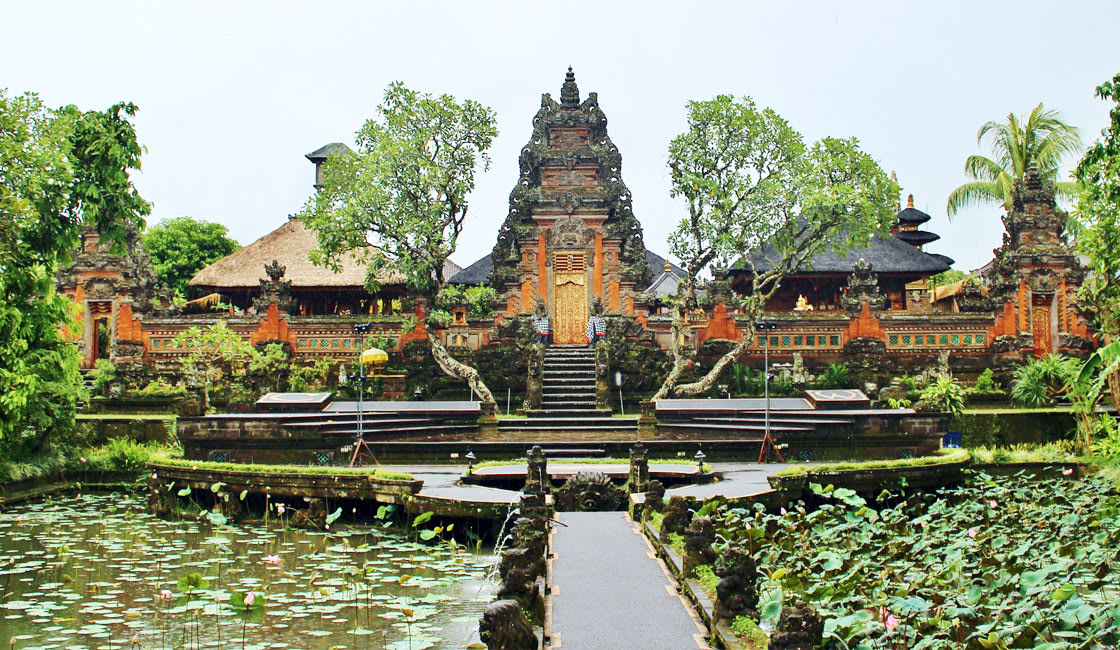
[816,363,852,389]
[464,286,497,317]
[1011,355,1080,406]
[730,616,768,646]
[693,564,720,597]
[917,375,966,415]
[85,439,164,472]
[129,379,187,398]
[426,309,454,329]
[90,359,117,396]
[288,359,334,392]
[972,367,1001,392]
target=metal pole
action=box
[358,333,364,442]
[764,333,770,444]
[506,388,511,415]
[619,388,625,416]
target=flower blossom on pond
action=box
[264,554,282,565]
[244,591,256,606]
[159,589,173,600]
[886,614,899,630]
[1063,468,1074,476]
[967,527,978,538]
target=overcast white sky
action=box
[4,1,1118,272]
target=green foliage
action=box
[288,358,333,392]
[464,286,496,317]
[816,363,852,389]
[947,103,1083,218]
[693,563,720,597]
[917,375,967,415]
[966,441,1080,465]
[425,309,454,329]
[1,90,148,463]
[1011,354,1080,406]
[153,457,414,480]
[730,615,768,646]
[248,342,290,393]
[1074,73,1120,339]
[129,379,187,398]
[300,82,497,301]
[709,474,1120,647]
[657,94,897,399]
[84,438,166,472]
[89,359,117,396]
[299,82,497,402]
[931,269,968,287]
[176,321,256,412]
[141,216,239,296]
[972,368,1001,393]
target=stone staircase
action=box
[499,345,639,439]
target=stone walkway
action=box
[550,511,710,650]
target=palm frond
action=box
[963,155,1007,183]
[947,181,1006,219]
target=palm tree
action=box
[947,103,1082,218]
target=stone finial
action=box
[264,260,286,282]
[560,66,580,109]
[664,260,672,272]
[1025,161,1042,190]
[906,194,914,209]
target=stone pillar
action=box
[628,442,649,493]
[595,343,610,410]
[524,445,549,495]
[526,344,543,410]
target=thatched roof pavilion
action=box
[189,217,461,316]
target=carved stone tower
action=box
[489,68,652,343]
[986,166,1093,357]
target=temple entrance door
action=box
[553,252,588,344]
[1032,294,1056,357]
[92,317,111,364]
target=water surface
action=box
[0,494,494,650]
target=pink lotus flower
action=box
[1063,468,1074,476]
[885,614,899,630]
[151,472,158,480]
[275,504,286,515]
[967,527,978,538]
[243,591,256,607]
[989,500,997,508]
[263,554,282,566]
[80,457,87,464]
[159,589,174,600]
[780,507,788,516]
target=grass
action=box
[76,413,177,421]
[152,457,414,481]
[962,406,1072,414]
[775,448,969,476]
[693,563,720,597]
[475,457,704,468]
[730,616,769,648]
[966,440,1080,464]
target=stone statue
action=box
[659,495,692,540]
[479,600,538,650]
[681,516,717,578]
[714,544,759,621]
[524,446,550,495]
[769,601,824,650]
[841,258,889,314]
[628,442,649,493]
[643,480,666,514]
[553,471,626,511]
[496,548,543,618]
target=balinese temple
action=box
[60,70,1096,379]
[449,67,681,342]
[729,199,952,312]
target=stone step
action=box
[524,408,613,417]
[543,393,596,400]
[542,381,596,389]
[658,422,813,434]
[540,400,599,409]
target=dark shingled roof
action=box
[732,234,951,276]
[448,249,684,286]
[305,142,353,162]
[895,230,941,246]
[897,195,933,225]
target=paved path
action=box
[550,511,709,650]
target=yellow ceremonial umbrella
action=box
[360,348,389,375]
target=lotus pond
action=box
[707,473,1120,649]
[0,494,495,650]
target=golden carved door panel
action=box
[1032,296,1054,357]
[553,252,588,344]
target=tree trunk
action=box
[672,338,751,397]
[651,312,687,402]
[429,337,496,405]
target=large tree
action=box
[946,103,1082,218]
[652,95,897,400]
[142,216,240,296]
[1071,72,1120,427]
[0,91,149,458]
[300,82,498,403]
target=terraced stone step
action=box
[524,408,613,417]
